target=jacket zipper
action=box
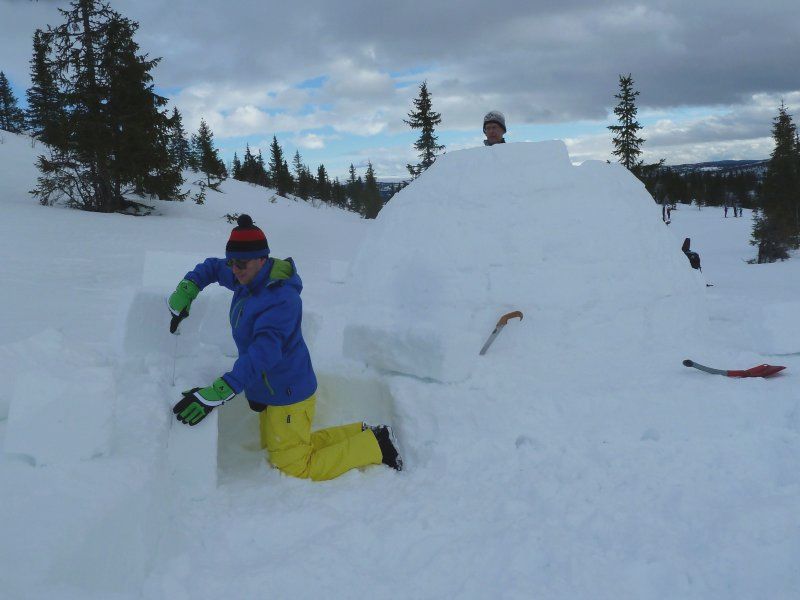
[262,372,276,396]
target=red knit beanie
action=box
[225,214,270,259]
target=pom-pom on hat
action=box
[226,214,270,259]
[483,110,506,133]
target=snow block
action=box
[343,321,475,383]
[329,259,349,283]
[142,250,207,289]
[315,372,395,430]
[302,309,323,354]
[4,368,114,465]
[167,409,219,498]
[123,289,236,359]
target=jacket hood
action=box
[266,257,303,294]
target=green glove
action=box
[167,279,200,334]
[172,377,236,426]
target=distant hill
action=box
[666,159,769,177]
[377,180,408,201]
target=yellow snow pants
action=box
[259,394,382,481]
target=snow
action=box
[1,129,799,598]
[5,368,115,465]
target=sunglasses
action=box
[226,258,255,270]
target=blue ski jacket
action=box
[184,257,317,407]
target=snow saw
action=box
[479,310,523,355]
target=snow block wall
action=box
[343,141,709,382]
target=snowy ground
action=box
[0,130,798,599]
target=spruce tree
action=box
[362,161,383,219]
[167,107,191,170]
[30,0,181,211]
[256,149,269,187]
[316,164,331,203]
[191,118,227,185]
[281,159,294,196]
[27,30,65,145]
[268,136,285,192]
[231,152,242,180]
[268,136,293,196]
[292,150,313,200]
[346,163,362,212]
[752,103,800,262]
[608,74,645,174]
[0,71,26,133]
[331,177,347,208]
[404,81,444,178]
[239,144,256,182]
[292,150,303,180]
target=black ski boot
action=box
[363,423,403,471]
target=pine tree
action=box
[27,30,65,145]
[0,71,26,133]
[362,161,383,219]
[191,118,227,185]
[404,81,444,179]
[30,0,181,212]
[608,74,645,174]
[752,103,800,262]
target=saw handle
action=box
[496,311,523,327]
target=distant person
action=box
[167,214,402,479]
[724,205,728,218]
[483,111,506,146]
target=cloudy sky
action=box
[2,0,799,179]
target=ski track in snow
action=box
[0,131,798,599]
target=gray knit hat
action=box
[483,110,506,133]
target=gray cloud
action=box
[1,0,799,174]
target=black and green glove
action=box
[172,377,236,426]
[167,279,200,333]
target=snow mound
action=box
[344,141,709,382]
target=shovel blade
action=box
[729,364,786,378]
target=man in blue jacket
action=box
[168,214,402,479]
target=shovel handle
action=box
[496,311,523,327]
